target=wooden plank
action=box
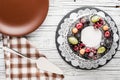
[57,0,74,2]
[76,0,119,2]
[35,16,120,28]
[53,0,120,7]
[64,76,120,80]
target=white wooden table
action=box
[0,0,120,80]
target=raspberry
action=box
[78,43,85,48]
[89,52,94,58]
[91,48,97,54]
[73,45,79,51]
[93,18,104,29]
[76,23,83,30]
[85,48,91,53]
[104,31,110,38]
[80,18,86,23]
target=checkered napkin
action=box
[3,36,64,80]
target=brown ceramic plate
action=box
[0,0,49,36]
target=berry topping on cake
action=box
[103,25,109,31]
[104,31,110,38]
[91,15,100,23]
[85,48,91,53]
[68,36,78,45]
[97,46,106,54]
[79,49,85,55]
[93,18,104,29]
[72,27,78,34]
[73,45,79,51]
[76,23,83,30]
[89,52,94,58]
[80,18,86,23]
[78,43,85,48]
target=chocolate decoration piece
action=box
[0,0,49,36]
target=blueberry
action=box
[83,53,89,59]
[105,39,112,48]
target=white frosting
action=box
[81,26,102,48]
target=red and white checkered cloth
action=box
[3,36,64,80]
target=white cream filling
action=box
[81,26,102,48]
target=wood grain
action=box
[0,0,120,80]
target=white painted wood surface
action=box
[0,0,120,80]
